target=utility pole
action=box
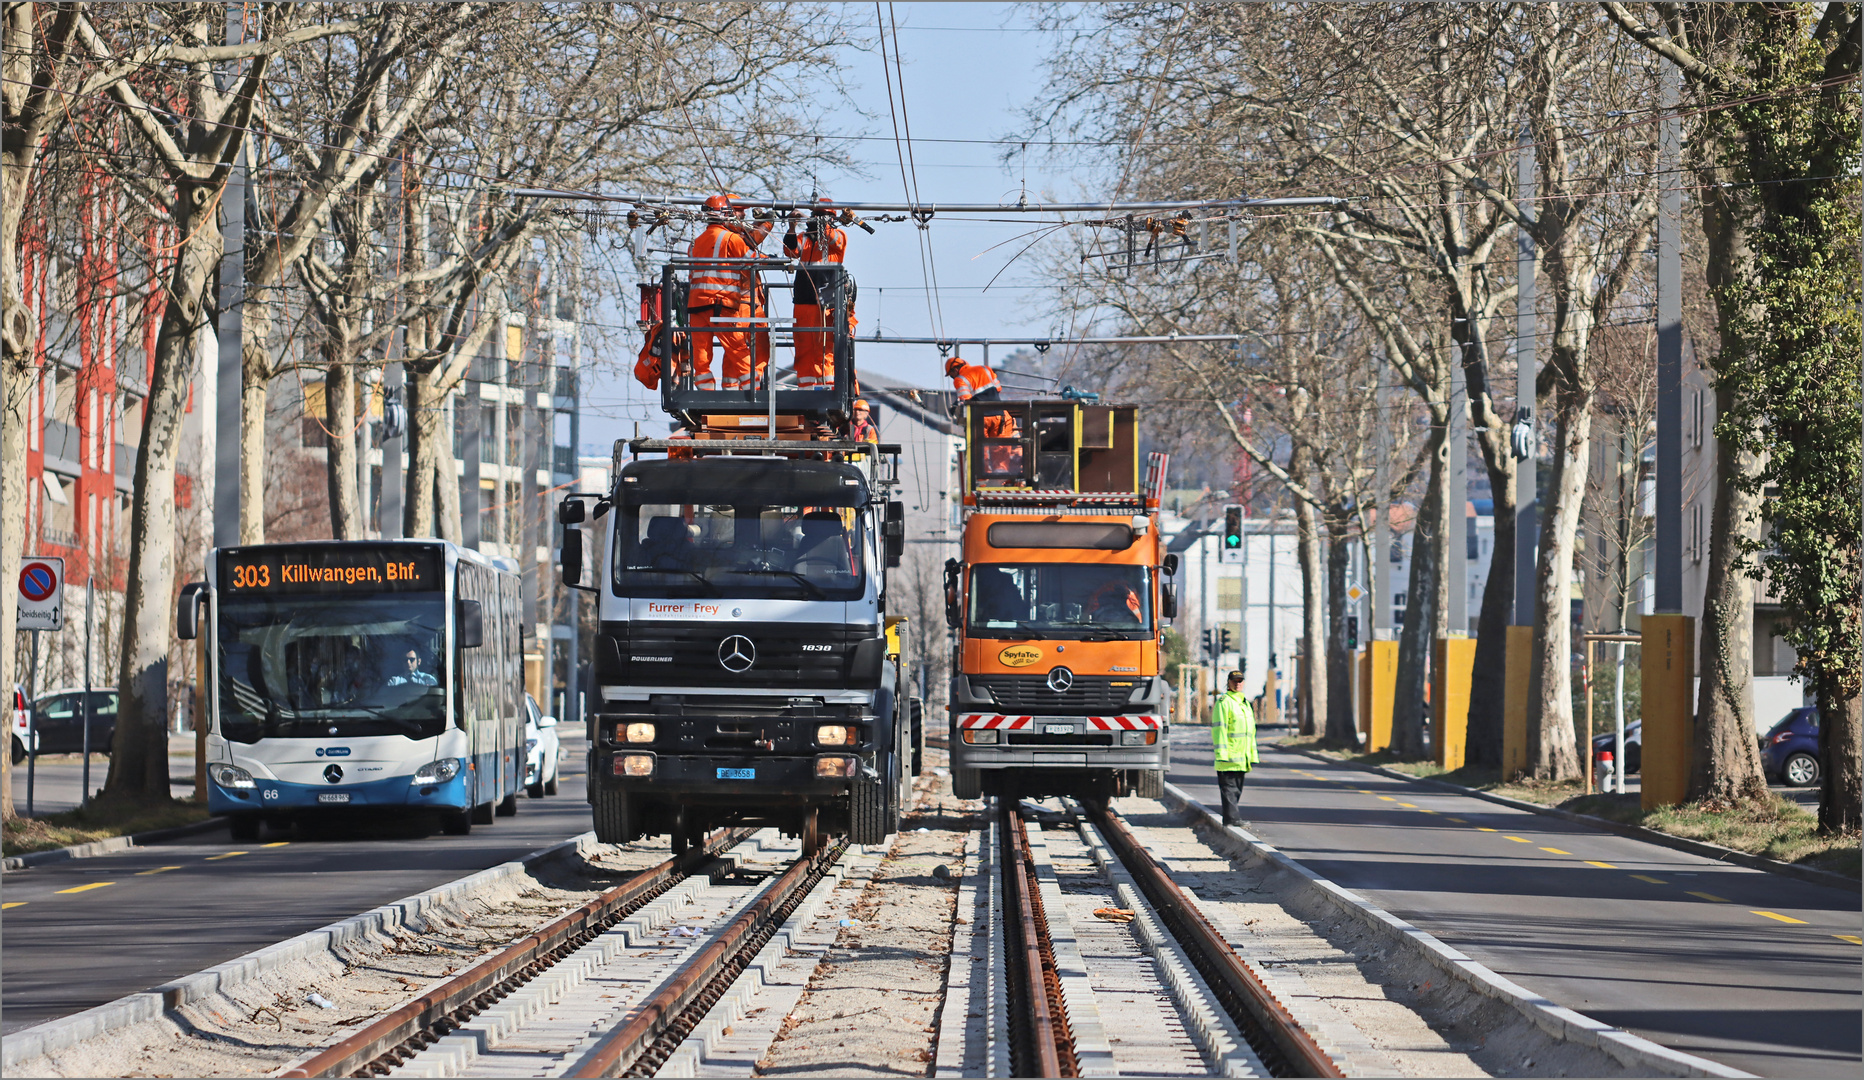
[1514,127,1538,625]
[462,373,481,549]
[380,330,403,539]
[212,4,246,551]
[1373,382,1390,639]
[1448,361,1467,632]
[1653,67,1684,612]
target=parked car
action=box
[20,689,118,760]
[9,685,29,763]
[1590,720,1642,776]
[523,693,561,798]
[1762,707,1821,787]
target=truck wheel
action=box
[441,809,473,836]
[951,766,982,801]
[850,772,894,846]
[591,784,634,844]
[1135,769,1165,800]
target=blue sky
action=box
[577,3,1096,454]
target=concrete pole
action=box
[462,373,481,550]
[1514,129,1538,625]
[212,5,246,552]
[1373,382,1390,638]
[380,333,403,539]
[1448,361,1468,632]
[1653,67,1684,613]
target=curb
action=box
[1161,782,1753,1079]
[0,831,601,1070]
[3,816,227,871]
[1274,744,1857,892]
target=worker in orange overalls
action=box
[946,355,1002,402]
[783,198,856,390]
[687,194,771,391]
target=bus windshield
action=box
[217,594,448,741]
[616,502,867,601]
[968,563,1152,640]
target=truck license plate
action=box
[1043,724,1074,735]
[717,767,755,780]
[317,793,351,804]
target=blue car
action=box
[1762,707,1821,787]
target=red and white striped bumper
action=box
[957,714,1163,731]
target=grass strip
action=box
[2,797,211,858]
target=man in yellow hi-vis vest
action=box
[1212,669,1258,826]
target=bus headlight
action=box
[413,758,461,785]
[964,729,999,745]
[1120,730,1156,746]
[210,764,255,789]
[623,722,656,744]
[816,724,853,746]
[617,754,655,777]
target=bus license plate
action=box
[317,793,351,804]
[1043,724,1074,735]
[717,767,755,780]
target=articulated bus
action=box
[178,541,523,840]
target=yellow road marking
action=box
[1475,826,1498,832]
[205,851,248,861]
[2,902,25,909]
[261,841,291,848]
[1540,847,1572,855]
[1584,860,1617,869]
[135,866,182,876]
[1445,817,1468,824]
[1504,836,1532,843]
[1397,802,1418,808]
[54,882,114,894]
[1417,808,1437,814]
[1377,795,1397,801]
[1630,874,1667,885]
[1687,891,1729,903]
[1834,934,1861,945]
[1752,910,1807,925]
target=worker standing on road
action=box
[1212,669,1258,827]
[784,198,856,390]
[946,355,1002,402]
[687,194,770,391]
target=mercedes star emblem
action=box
[718,634,757,673]
[1046,667,1075,693]
[323,764,344,784]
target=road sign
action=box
[18,557,64,630]
[1346,584,1364,602]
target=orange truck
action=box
[944,398,1176,800]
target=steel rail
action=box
[1085,801,1347,1079]
[569,840,848,1078]
[280,829,753,1079]
[1002,803,1079,1078]
[510,187,1346,215]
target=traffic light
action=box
[1201,628,1212,657]
[1220,504,1244,564]
[1346,614,1359,650]
[1220,627,1234,654]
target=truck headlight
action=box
[964,729,999,745]
[210,763,255,789]
[623,722,656,744]
[815,755,856,778]
[413,758,461,784]
[1120,730,1156,746]
[816,724,853,746]
[617,754,655,777]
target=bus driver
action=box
[389,648,438,687]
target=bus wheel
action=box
[228,815,261,842]
[441,809,473,836]
[471,799,495,825]
[497,790,518,817]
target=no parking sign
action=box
[18,557,64,631]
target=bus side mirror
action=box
[560,528,584,588]
[177,582,209,640]
[458,599,484,649]
[885,501,905,567]
[1161,583,1178,620]
[1162,553,1179,577]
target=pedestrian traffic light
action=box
[1220,504,1244,564]
[1220,628,1234,654]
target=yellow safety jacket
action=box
[1212,690,1258,772]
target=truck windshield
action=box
[616,502,867,601]
[217,594,449,741]
[968,563,1152,639]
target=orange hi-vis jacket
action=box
[950,363,1002,401]
[688,222,769,305]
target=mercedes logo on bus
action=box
[1046,667,1074,693]
[323,764,344,784]
[718,635,757,673]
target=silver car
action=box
[523,693,562,797]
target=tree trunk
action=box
[435,395,463,544]
[1525,386,1589,780]
[324,358,360,539]
[1291,446,1325,736]
[1323,514,1357,747]
[403,368,441,538]
[1467,482,1516,767]
[1817,675,1862,834]
[238,287,273,543]
[1391,411,1448,758]
[108,189,222,801]
[1,109,41,819]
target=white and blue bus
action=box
[178,540,523,840]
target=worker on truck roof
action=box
[946,355,1002,402]
[784,198,857,390]
[687,194,771,391]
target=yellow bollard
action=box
[1503,626,1533,781]
[1640,614,1695,809]
[1433,637,1476,771]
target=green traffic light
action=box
[1225,536,1240,546]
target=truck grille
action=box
[970,674,1132,712]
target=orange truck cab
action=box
[944,399,1176,800]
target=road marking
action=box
[1630,874,1667,885]
[1,902,25,909]
[1377,795,1397,801]
[54,882,114,894]
[135,866,182,876]
[1539,847,1572,855]
[1396,802,1417,808]
[1584,860,1617,869]
[1834,935,1861,945]
[1686,891,1729,903]
[1445,817,1468,824]
[205,851,248,861]
[1475,826,1498,832]
[1416,808,1437,814]
[261,841,291,848]
[1752,910,1808,925]
[1504,836,1532,843]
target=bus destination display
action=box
[221,546,442,594]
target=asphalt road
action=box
[1167,727,1862,1078]
[0,733,593,1036]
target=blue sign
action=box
[315,746,352,758]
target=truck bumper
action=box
[595,751,861,805]
[951,712,1168,771]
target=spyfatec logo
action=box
[998,645,1043,668]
